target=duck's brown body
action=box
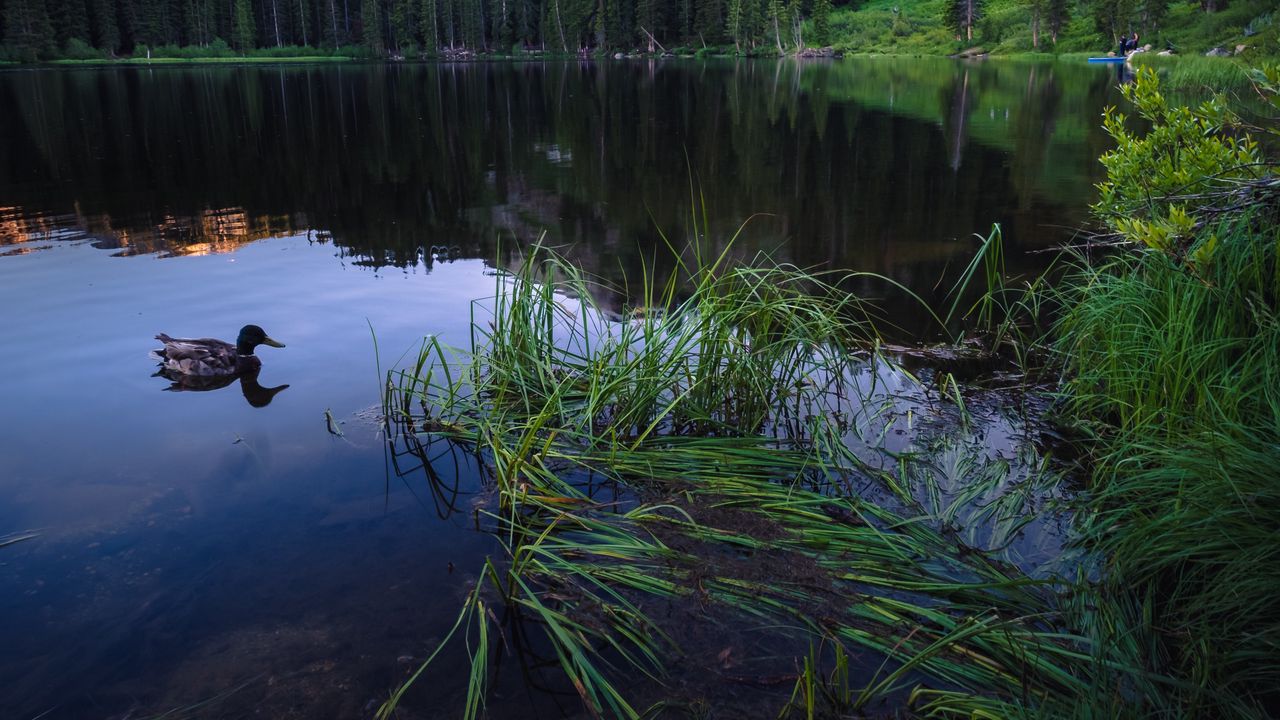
[153,325,284,378]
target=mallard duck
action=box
[154,325,285,378]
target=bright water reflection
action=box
[0,58,1122,718]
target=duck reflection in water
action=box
[151,324,289,406]
[153,366,291,407]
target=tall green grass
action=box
[376,240,1159,718]
[1129,53,1256,91]
[1054,216,1280,714]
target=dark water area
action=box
[0,58,1122,719]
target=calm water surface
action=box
[0,58,1122,719]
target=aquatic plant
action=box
[376,240,1146,718]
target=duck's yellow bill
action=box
[263,337,285,348]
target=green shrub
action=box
[62,37,104,60]
[335,44,375,58]
[1093,67,1260,266]
[207,38,235,57]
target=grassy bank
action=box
[1129,53,1256,90]
[1052,67,1280,713]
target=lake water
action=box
[0,58,1122,719]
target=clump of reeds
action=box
[377,241,1141,719]
[1128,53,1256,92]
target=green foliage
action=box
[2,0,1278,59]
[1129,52,1254,89]
[1093,68,1260,263]
[208,37,233,56]
[810,0,832,45]
[1056,63,1280,715]
[232,0,256,51]
[1249,62,1280,116]
[945,0,984,41]
[360,0,385,53]
[62,36,104,59]
[3,0,56,61]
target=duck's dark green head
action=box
[236,325,285,355]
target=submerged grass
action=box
[376,238,1162,718]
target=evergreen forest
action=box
[3,0,1274,62]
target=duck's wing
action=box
[154,334,238,376]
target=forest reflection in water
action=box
[1,58,1120,310]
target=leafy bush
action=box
[207,38,235,57]
[1093,67,1261,266]
[63,37,104,60]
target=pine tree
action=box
[693,0,721,44]
[389,0,411,51]
[419,0,439,52]
[767,0,785,52]
[1045,0,1068,42]
[135,0,166,45]
[297,0,313,46]
[513,0,536,45]
[944,0,983,41]
[635,0,662,49]
[441,0,456,47]
[361,0,385,52]
[189,0,221,45]
[232,0,254,50]
[1137,0,1166,33]
[93,0,121,52]
[810,0,831,45]
[459,0,482,47]
[489,0,512,49]
[1022,0,1044,47]
[726,0,742,50]
[3,0,56,60]
[323,0,342,47]
[1092,0,1145,44]
[741,0,763,50]
[51,0,93,47]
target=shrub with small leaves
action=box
[1094,68,1262,266]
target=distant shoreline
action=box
[0,51,1260,73]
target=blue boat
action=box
[1087,56,1126,63]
